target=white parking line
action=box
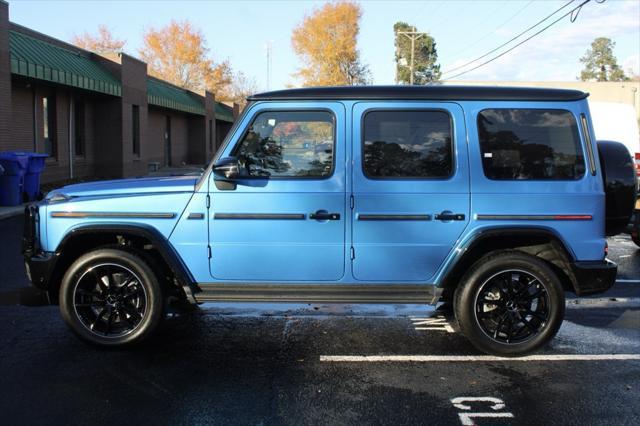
[565,297,640,308]
[410,316,454,333]
[319,354,640,362]
[615,279,640,283]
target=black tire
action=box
[59,248,163,347]
[454,250,565,357]
[633,234,640,248]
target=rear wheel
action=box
[454,251,565,356]
[59,248,163,347]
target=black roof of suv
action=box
[249,85,588,102]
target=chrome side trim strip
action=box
[187,213,205,220]
[214,213,306,220]
[358,214,432,221]
[477,214,592,221]
[51,212,176,219]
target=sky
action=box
[7,0,640,91]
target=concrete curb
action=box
[0,204,26,220]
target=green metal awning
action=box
[9,29,234,122]
[215,102,234,122]
[9,30,121,96]
[147,78,206,116]
[147,78,235,122]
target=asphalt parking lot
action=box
[0,214,638,425]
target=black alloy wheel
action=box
[60,248,163,346]
[454,250,565,356]
[474,269,550,345]
[73,263,147,338]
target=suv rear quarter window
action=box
[478,109,585,180]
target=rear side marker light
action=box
[552,215,593,220]
[635,152,640,177]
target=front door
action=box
[351,102,470,282]
[209,102,346,282]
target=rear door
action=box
[208,102,346,282]
[351,102,469,282]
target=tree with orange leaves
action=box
[291,1,370,87]
[138,20,232,95]
[71,25,125,55]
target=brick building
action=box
[0,0,235,184]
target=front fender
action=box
[56,223,195,285]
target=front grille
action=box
[22,204,38,256]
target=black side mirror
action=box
[213,157,240,180]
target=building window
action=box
[233,110,335,178]
[477,109,585,180]
[132,105,140,156]
[362,110,453,179]
[209,119,213,152]
[74,100,85,157]
[43,96,57,157]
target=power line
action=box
[441,0,577,77]
[445,0,535,62]
[442,0,596,81]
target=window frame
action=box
[476,107,587,182]
[42,95,57,159]
[73,99,86,158]
[230,108,337,180]
[580,113,597,176]
[209,119,214,153]
[132,104,140,157]
[360,108,455,181]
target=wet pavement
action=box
[0,214,638,425]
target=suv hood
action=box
[54,175,199,198]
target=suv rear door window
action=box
[363,110,453,178]
[234,110,334,178]
[478,109,585,180]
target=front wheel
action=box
[454,251,565,357]
[59,248,163,347]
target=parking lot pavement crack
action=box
[266,317,297,425]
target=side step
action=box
[193,284,440,304]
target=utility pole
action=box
[396,26,425,85]
[265,41,273,91]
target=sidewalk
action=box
[0,203,26,220]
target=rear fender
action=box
[437,226,579,294]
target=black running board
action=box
[193,284,441,304]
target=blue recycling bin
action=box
[0,152,29,206]
[23,153,48,201]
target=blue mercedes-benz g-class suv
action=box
[22,86,635,356]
